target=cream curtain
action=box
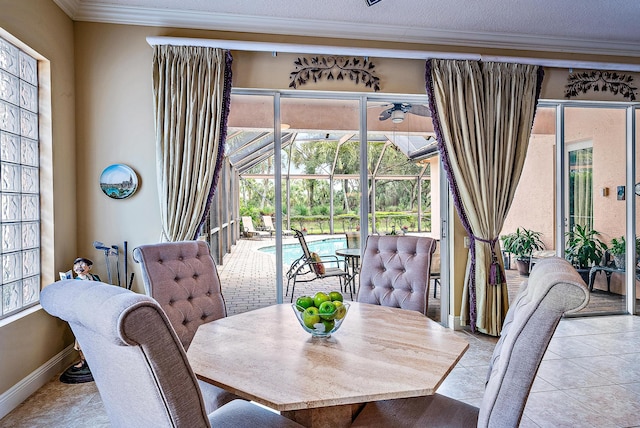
[425,59,543,336]
[152,46,232,241]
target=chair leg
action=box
[290,279,297,303]
[342,277,353,300]
[433,278,440,298]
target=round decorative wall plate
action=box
[635,183,640,196]
[99,164,138,199]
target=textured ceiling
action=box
[54,0,640,58]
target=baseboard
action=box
[448,314,464,330]
[0,344,76,420]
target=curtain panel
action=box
[152,45,232,241]
[425,59,544,336]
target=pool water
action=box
[259,237,347,265]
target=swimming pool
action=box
[259,237,347,265]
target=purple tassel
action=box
[489,259,504,286]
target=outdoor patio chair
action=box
[40,280,303,428]
[285,229,352,302]
[345,231,361,249]
[351,257,589,428]
[431,239,441,298]
[133,240,240,413]
[344,231,362,274]
[357,235,437,315]
[241,216,270,239]
[262,215,293,236]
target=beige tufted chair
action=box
[356,235,437,315]
[351,257,589,428]
[133,240,239,413]
[41,280,303,428]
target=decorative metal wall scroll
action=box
[565,70,637,101]
[289,56,381,91]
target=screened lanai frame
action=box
[207,94,640,322]
[226,90,438,232]
[210,88,442,306]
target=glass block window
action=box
[0,36,39,319]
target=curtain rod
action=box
[146,36,640,72]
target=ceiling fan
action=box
[378,103,431,123]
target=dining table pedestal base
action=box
[281,403,365,428]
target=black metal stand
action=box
[59,361,94,384]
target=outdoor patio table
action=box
[335,247,360,296]
[588,264,640,292]
[187,302,469,428]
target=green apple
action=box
[295,295,314,311]
[321,319,335,332]
[329,291,343,302]
[318,301,337,320]
[313,291,330,308]
[333,301,347,320]
[302,306,321,328]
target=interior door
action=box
[564,106,627,315]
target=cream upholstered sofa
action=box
[41,280,302,428]
[351,256,589,427]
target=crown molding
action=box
[56,1,640,59]
[52,0,80,18]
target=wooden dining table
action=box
[187,302,469,428]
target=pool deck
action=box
[217,234,443,320]
[217,234,350,315]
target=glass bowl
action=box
[291,302,350,338]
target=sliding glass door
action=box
[564,106,627,315]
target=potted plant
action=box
[609,236,626,269]
[500,234,515,269]
[608,236,640,269]
[502,228,544,276]
[565,224,607,282]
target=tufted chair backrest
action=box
[478,257,589,427]
[357,235,436,315]
[133,241,227,351]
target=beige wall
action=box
[0,0,76,396]
[3,0,640,403]
[70,22,459,286]
[74,22,161,274]
[232,50,428,94]
[74,23,640,283]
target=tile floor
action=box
[447,315,640,428]
[2,237,640,427]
